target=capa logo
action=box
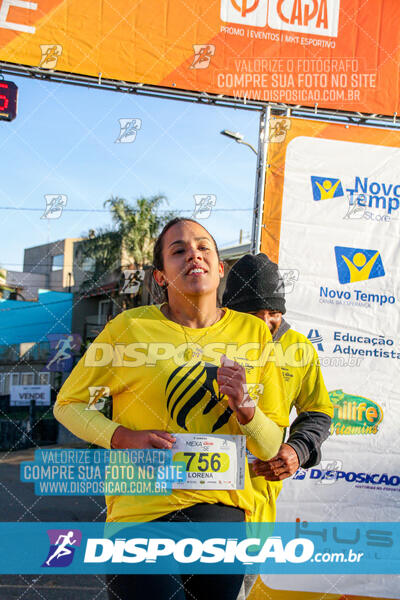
[329,389,383,435]
[233,0,260,17]
[220,0,268,27]
[268,0,340,37]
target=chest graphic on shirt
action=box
[165,361,233,432]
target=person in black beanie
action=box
[222,253,286,333]
[223,253,333,600]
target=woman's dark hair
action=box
[153,217,220,271]
[151,217,221,303]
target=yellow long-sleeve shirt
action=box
[250,326,333,522]
[54,305,288,522]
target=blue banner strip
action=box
[0,522,398,574]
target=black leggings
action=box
[106,503,245,600]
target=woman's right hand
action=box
[111,426,176,449]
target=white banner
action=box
[10,385,51,406]
[265,132,400,598]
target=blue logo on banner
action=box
[292,468,307,480]
[311,176,344,201]
[0,523,399,574]
[42,529,81,567]
[307,329,324,352]
[334,246,385,284]
[45,334,81,372]
[0,522,397,575]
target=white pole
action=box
[250,105,271,255]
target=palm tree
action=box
[76,227,122,293]
[105,195,175,268]
[77,195,175,297]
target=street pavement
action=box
[0,445,108,600]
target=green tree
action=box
[77,195,175,295]
[105,195,175,268]
[76,227,122,292]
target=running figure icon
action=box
[46,336,74,369]
[45,531,77,566]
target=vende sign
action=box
[221,0,340,37]
[10,385,51,406]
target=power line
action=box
[0,206,252,213]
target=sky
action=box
[0,74,262,271]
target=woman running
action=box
[54,217,287,600]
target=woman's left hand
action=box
[217,354,255,425]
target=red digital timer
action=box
[0,80,18,121]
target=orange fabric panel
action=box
[0,1,398,115]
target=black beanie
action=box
[222,253,286,314]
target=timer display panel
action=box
[0,81,18,121]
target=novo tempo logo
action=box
[334,246,385,285]
[311,176,344,201]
